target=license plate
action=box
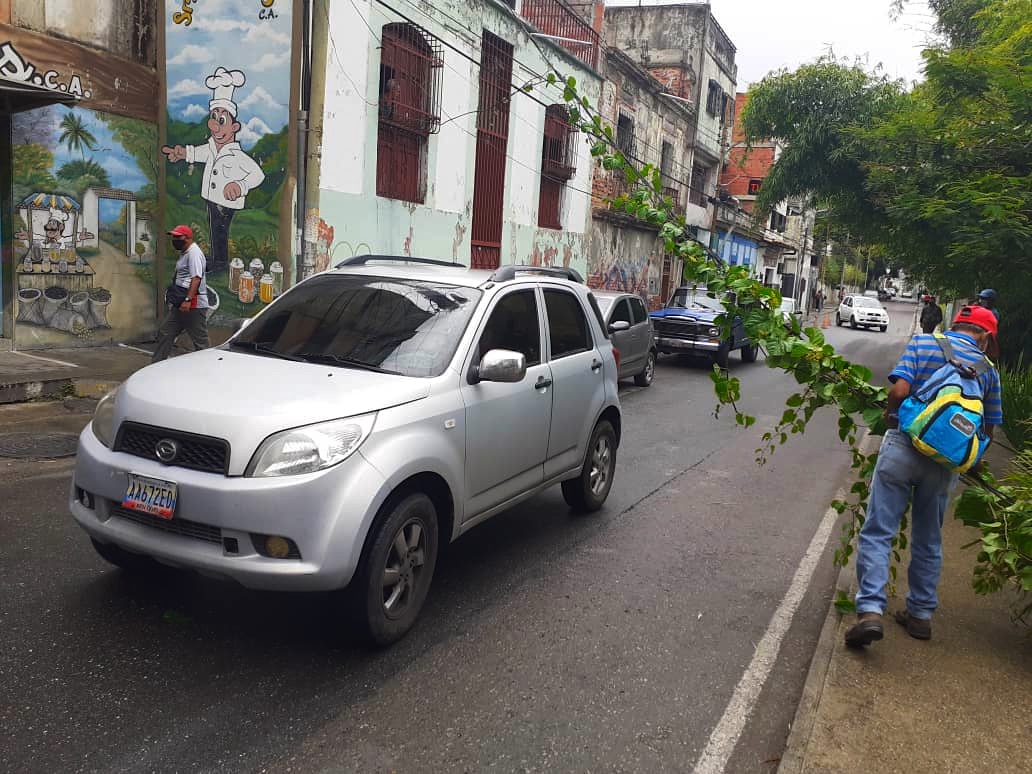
[122,474,178,520]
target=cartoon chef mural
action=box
[161,67,265,273]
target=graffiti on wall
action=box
[12,106,158,345]
[164,0,292,320]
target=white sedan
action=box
[836,295,889,332]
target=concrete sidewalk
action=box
[0,328,233,404]
[780,441,1032,774]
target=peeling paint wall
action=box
[317,0,602,277]
[13,0,157,67]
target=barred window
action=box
[376,23,443,203]
[538,105,577,230]
[706,79,723,117]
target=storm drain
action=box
[0,432,79,459]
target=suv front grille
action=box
[114,422,230,474]
[109,504,222,544]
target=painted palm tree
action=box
[58,113,98,159]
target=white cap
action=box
[206,67,246,117]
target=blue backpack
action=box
[897,334,992,474]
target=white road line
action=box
[117,343,153,355]
[692,495,843,774]
[11,350,80,368]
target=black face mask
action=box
[171,238,187,251]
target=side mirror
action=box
[609,320,630,333]
[232,317,252,333]
[474,349,526,384]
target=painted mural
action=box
[164,0,292,322]
[11,105,159,345]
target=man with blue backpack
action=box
[845,304,1002,647]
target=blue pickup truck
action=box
[650,285,759,368]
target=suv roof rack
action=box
[335,254,462,269]
[488,265,584,284]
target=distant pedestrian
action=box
[975,288,1000,321]
[815,290,824,312]
[152,225,210,363]
[845,305,1002,648]
[919,295,942,334]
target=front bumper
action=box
[655,336,721,354]
[70,425,388,591]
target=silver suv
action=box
[70,258,622,644]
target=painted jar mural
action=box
[163,0,293,324]
[12,108,160,346]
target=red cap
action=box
[167,225,193,239]
[953,305,998,337]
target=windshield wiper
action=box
[296,353,402,375]
[227,340,307,362]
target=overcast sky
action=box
[606,0,938,88]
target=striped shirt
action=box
[890,332,1003,426]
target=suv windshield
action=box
[668,288,724,313]
[231,274,482,377]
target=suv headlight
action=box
[246,414,377,477]
[91,386,120,448]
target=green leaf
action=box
[833,591,856,614]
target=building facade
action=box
[587,47,695,309]
[0,0,162,350]
[305,0,602,279]
[603,2,738,249]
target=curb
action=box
[777,431,877,773]
[0,377,121,405]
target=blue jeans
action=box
[855,429,957,619]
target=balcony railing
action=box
[520,0,601,70]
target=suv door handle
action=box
[534,376,552,390]
[590,359,602,372]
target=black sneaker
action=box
[894,610,932,640]
[844,612,884,648]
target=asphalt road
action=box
[0,301,918,774]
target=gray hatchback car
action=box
[71,258,622,644]
[593,291,657,387]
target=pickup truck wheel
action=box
[357,492,438,646]
[713,343,730,369]
[740,343,759,363]
[90,538,155,573]
[562,420,617,513]
[880,325,888,332]
[634,351,656,386]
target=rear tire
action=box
[634,351,656,387]
[713,342,730,369]
[90,538,155,573]
[740,343,759,363]
[356,492,439,646]
[562,420,617,513]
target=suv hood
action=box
[650,307,720,324]
[115,349,429,465]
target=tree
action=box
[58,112,98,158]
[56,158,111,199]
[12,143,58,202]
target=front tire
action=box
[849,316,858,329]
[835,313,843,327]
[713,342,730,369]
[356,492,439,646]
[562,420,617,513]
[880,325,888,332]
[634,351,656,387]
[90,538,158,573]
[740,342,759,363]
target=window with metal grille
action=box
[376,23,443,204]
[538,105,577,230]
[706,79,723,117]
[616,113,635,158]
[689,164,709,207]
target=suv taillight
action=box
[612,346,620,369]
